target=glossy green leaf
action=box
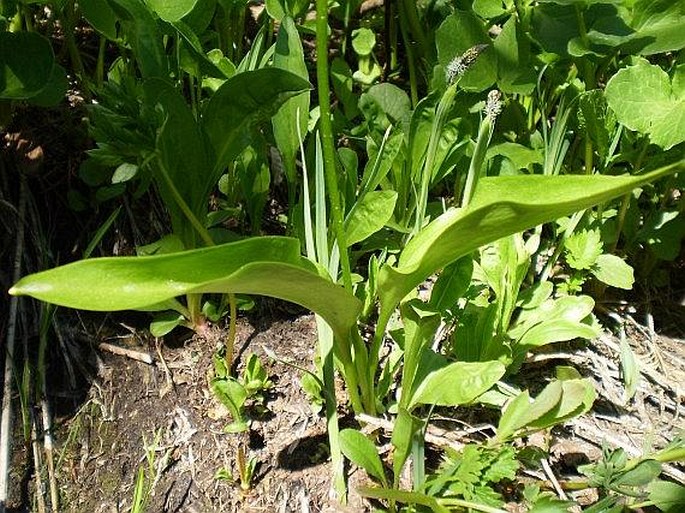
[9,237,361,341]
[409,360,505,409]
[203,68,311,172]
[528,379,595,430]
[339,429,388,486]
[377,163,683,325]
[605,60,685,150]
[345,191,398,247]
[0,32,54,99]
[628,0,685,55]
[146,0,197,21]
[592,254,634,290]
[496,380,568,441]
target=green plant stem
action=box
[226,292,237,370]
[315,0,352,292]
[610,139,649,253]
[461,112,495,208]
[415,83,457,234]
[156,158,214,247]
[398,6,419,107]
[62,1,87,91]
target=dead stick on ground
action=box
[98,342,154,364]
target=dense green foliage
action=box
[4,0,685,510]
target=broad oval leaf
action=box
[0,32,54,99]
[146,0,198,21]
[377,164,683,326]
[605,60,685,150]
[409,360,505,409]
[339,429,388,486]
[346,191,398,247]
[592,253,635,290]
[517,320,600,348]
[9,237,361,341]
[203,68,311,172]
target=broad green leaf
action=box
[365,83,412,128]
[0,32,54,99]
[614,460,662,488]
[637,210,685,261]
[517,320,599,348]
[400,301,442,408]
[339,429,388,486]
[107,0,168,79]
[112,163,139,184]
[434,11,497,92]
[377,163,683,325]
[81,0,118,39]
[173,20,228,79]
[528,379,595,429]
[265,0,309,21]
[144,78,213,247]
[508,381,562,432]
[146,0,197,21]
[391,407,422,483]
[346,191,398,247]
[648,480,685,512]
[150,311,185,336]
[592,254,634,290]
[628,0,685,55]
[203,68,311,172]
[9,237,361,342]
[494,16,535,94]
[429,257,474,312]
[272,16,310,190]
[352,28,376,56]
[28,63,68,107]
[496,390,533,442]
[486,143,543,172]
[605,60,685,150]
[409,361,505,409]
[473,0,513,19]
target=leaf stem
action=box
[315,0,353,292]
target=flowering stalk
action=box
[413,45,489,234]
[460,89,503,208]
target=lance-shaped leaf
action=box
[377,162,683,326]
[9,237,361,341]
[203,68,311,172]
